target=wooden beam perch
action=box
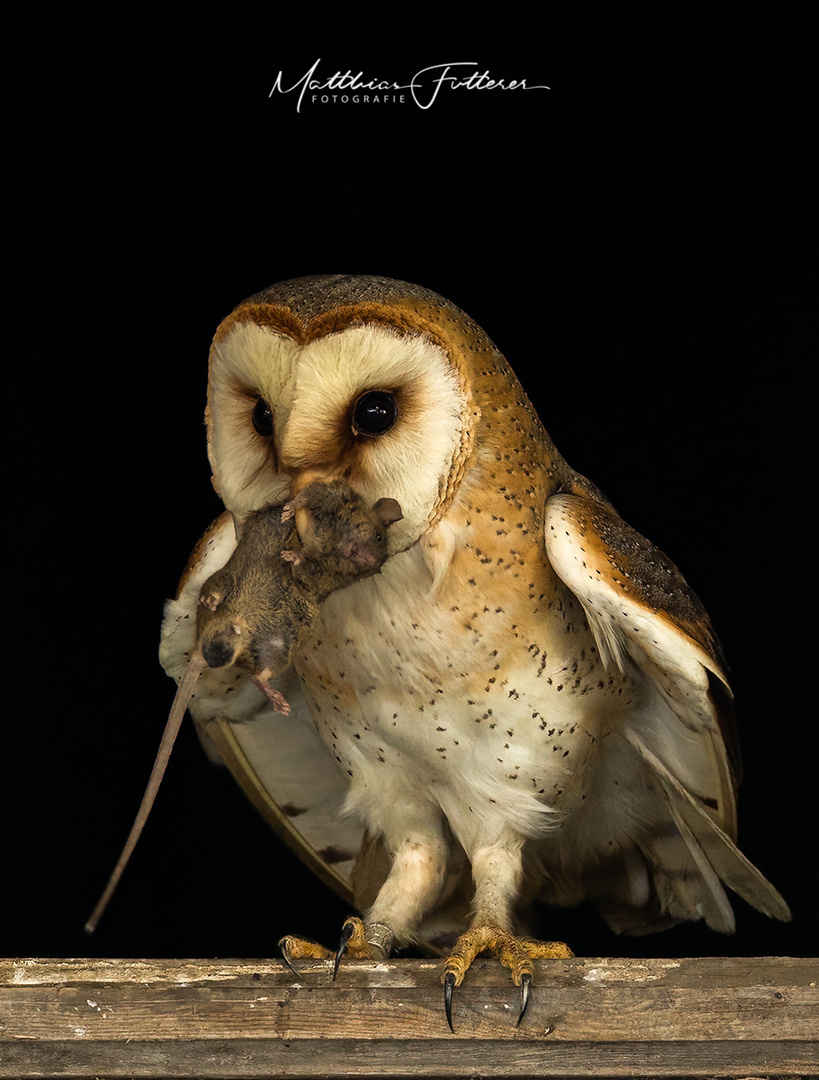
[1,956,817,1078]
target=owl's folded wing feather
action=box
[543,492,790,929]
[159,513,364,906]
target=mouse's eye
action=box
[375,532,383,543]
[252,397,274,437]
[352,391,398,437]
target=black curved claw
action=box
[333,920,355,981]
[517,972,532,1026]
[443,970,456,1033]
[278,938,303,979]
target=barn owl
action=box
[160,274,789,1026]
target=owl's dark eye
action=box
[252,397,274,437]
[352,391,398,437]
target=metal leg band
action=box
[364,921,395,958]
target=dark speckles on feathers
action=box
[318,845,354,864]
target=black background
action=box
[5,4,815,963]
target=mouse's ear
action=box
[372,498,403,527]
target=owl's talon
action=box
[333,919,356,980]
[278,938,303,978]
[276,933,334,971]
[330,915,379,977]
[517,972,532,1026]
[443,970,456,1033]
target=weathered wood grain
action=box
[1,957,817,1078]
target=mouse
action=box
[196,481,403,713]
[85,481,402,932]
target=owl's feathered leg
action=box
[442,844,572,1031]
[280,824,449,974]
[365,830,450,938]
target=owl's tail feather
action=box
[626,730,792,928]
[641,803,736,932]
[590,832,730,936]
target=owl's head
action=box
[205,275,493,552]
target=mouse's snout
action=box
[341,538,383,569]
[200,623,242,669]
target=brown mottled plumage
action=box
[160,275,789,1024]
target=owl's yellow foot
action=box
[278,916,394,979]
[277,933,332,976]
[442,924,573,1031]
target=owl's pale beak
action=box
[291,466,346,493]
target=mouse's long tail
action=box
[84,652,206,933]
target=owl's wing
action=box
[159,513,364,906]
[543,492,790,932]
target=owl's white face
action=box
[207,321,469,551]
